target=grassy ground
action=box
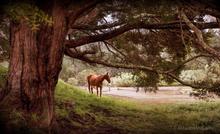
[1,65,220,134]
[55,80,220,134]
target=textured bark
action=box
[0,1,67,129]
[6,21,38,110]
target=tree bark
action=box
[0,1,67,130]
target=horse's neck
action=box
[98,75,105,83]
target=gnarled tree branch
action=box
[165,54,213,73]
[65,21,219,48]
[181,11,220,59]
[71,21,125,30]
[64,48,96,58]
[67,0,102,28]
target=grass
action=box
[55,80,220,134]
[0,65,220,133]
[0,65,7,88]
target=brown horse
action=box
[87,73,111,97]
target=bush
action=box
[111,72,136,87]
[180,69,206,83]
[76,69,96,86]
[67,77,79,85]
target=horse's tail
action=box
[87,75,92,91]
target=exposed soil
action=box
[80,86,218,104]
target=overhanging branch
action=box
[181,11,220,59]
[71,21,125,30]
[65,21,219,48]
[67,0,102,28]
[74,55,209,89]
[64,48,96,58]
[65,48,218,89]
[165,54,213,73]
[71,21,219,31]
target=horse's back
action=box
[87,75,93,84]
[87,75,95,82]
[87,75,99,86]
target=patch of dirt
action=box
[80,86,218,104]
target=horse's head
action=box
[104,72,111,83]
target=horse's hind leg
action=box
[100,86,102,97]
[91,87,93,94]
[88,84,90,93]
[96,87,99,96]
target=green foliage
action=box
[133,71,159,87]
[180,70,206,83]
[0,20,10,61]
[0,65,7,88]
[105,25,189,88]
[67,77,79,85]
[55,80,220,133]
[0,64,7,74]
[81,1,220,91]
[76,69,96,85]
[3,109,46,134]
[59,57,76,81]
[181,58,220,95]
[56,107,69,119]
[60,57,117,86]
[5,3,53,31]
[0,39,9,61]
[111,72,136,87]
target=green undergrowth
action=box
[55,80,220,134]
[1,65,220,134]
[0,65,7,88]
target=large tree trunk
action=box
[0,1,67,130]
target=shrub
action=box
[111,72,136,87]
[67,77,79,85]
[76,69,96,86]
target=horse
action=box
[87,73,111,97]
